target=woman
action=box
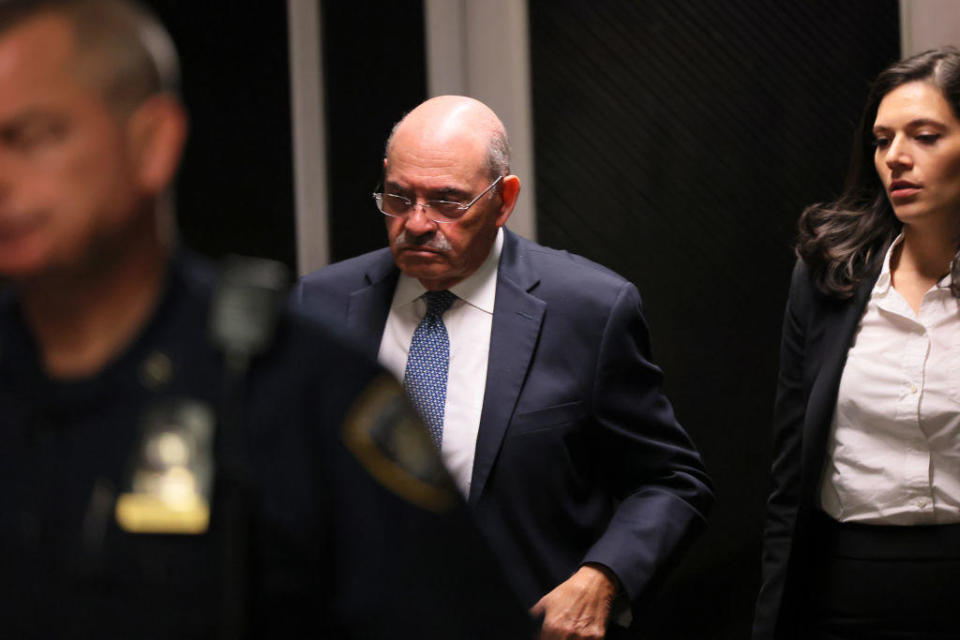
[755,47,960,640]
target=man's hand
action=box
[529,564,619,640]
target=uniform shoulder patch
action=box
[343,374,457,512]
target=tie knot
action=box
[424,290,457,317]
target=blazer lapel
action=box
[346,254,399,359]
[468,231,545,505]
[800,272,878,504]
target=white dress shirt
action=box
[377,229,503,496]
[821,235,960,524]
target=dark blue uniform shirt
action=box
[0,251,528,639]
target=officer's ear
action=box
[126,93,188,196]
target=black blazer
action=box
[295,229,713,616]
[754,260,878,640]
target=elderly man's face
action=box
[383,124,508,291]
[0,14,145,280]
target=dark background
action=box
[528,2,899,638]
[149,1,900,637]
[146,1,296,268]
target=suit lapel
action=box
[800,273,878,504]
[346,253,399,359]
[469,231,545,505]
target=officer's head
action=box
[0,0,186,282]
[379,96,522,291]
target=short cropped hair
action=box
[0,0,179,113]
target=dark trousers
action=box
[806,511,960,639]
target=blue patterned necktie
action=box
[403,290,457,448]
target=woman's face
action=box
[873,81,960,230]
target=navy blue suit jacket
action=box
[753,260,879,639]
[295,229,713,614]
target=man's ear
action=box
[126,94,188,196]
[496,175,521,227]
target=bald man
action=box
[296,96,713,639]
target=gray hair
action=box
[0,0,180,113]
[485,127,511,178]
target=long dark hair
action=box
[798,47,960,298]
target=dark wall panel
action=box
[147,2,296,270]
[529,2,899,637]
[322,1,428,263]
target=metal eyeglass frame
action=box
[372,175,504,224]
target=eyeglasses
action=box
[372,175,504,224]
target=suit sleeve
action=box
[752,260,811,640]
[580,281,714,604]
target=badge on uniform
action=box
[115,399,215,534]
[344,374,457,512]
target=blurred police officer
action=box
[0,1,529,637]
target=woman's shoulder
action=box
[787,258,816,302]
[786,258,837,317]
[787,256,875,317]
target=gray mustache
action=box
[393,230,453,252]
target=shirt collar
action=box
[872,234,902,295]
[873,233,954,294]
[393,227,503,314]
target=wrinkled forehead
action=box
[386,119,489,181]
